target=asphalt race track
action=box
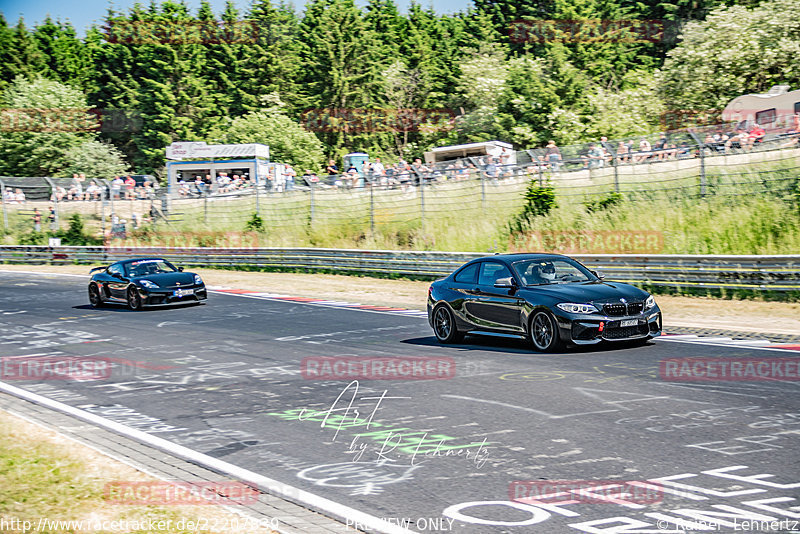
[2,271,800,534]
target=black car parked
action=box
[427,253,662,351]
[88,258,207,310]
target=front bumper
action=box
[555,307,662,345]
[138,286,207,306]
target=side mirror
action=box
[111,272,123,279]
[178,267,184,272]
[494,277,516,288]
[591,270,605,280]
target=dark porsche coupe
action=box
[88,258,207,310]
[427,253,662,351]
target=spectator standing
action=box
[48,206,56,230]
[587,143,604,168]
[124,175,136,199]
[14,188,25,204]
[32,208,41,232]
[617,141,630,164]
[325,159,338,177]
[111,176,123,199]
[484,157,499,180]
[545,140,561,171]
[285,165,296,190]
[372,157,385,176]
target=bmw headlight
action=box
[556,303,599,314]
[194,274,203,285]
[645,295,656,309]
[139,279,158,289]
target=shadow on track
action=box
[402,335,656,355]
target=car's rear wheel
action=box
[88,284,103,308]
[433,305,464,344]
[127,287,142,311]
[529,310,563,352]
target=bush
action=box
[509,179,557,234]
[584,191,624,213]
[245,213,265,232]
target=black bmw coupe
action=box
[88,257,207,310]
[427,253,662,351]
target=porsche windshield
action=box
[512,258,595,286]
[125,259,177,277]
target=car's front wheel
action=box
[127,287,143,311]
[88,284,103,308]
[529,310,563,352]
[432,305,464,344]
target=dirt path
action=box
[2,264,798,336]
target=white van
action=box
[721,85,800,133]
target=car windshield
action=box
[512,258,595,286]
[125,259,177,277]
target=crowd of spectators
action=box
[177,172,254,197]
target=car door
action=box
[445,262,480,322]
[106,263,129,299]
[466,261,524,332]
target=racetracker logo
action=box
[301,356,456,380]
[104,481,259,505]
[0,108,142,133]
[509,479,663,505]
[660,358,800,382]
[510,230,664,254]
[300,108,456,133]
[104,20,258,44]
[508,19,665,43]
[1,356,111,381]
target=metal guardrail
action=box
[1,246,798,292]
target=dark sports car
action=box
[427,253,662,351]
[88,257,207,310]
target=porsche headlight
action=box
[139,279,158,289]
[556,303,599,314]
[645,295,656,309]
[194,274,203,285]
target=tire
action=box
[432,305,464,344]
[127,286,143,311]
[88,284,103,308]
[529,310,563,352]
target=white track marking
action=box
[0,381,413,534]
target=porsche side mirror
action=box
[494,277,516,288]
[591,270,605,280]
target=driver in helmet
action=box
[532,261,556,284]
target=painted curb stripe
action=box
[0,382,414,534]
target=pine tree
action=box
[32,17,95,90]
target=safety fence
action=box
[1,246,798,293]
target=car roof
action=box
[114,257,169,265]
[468,253,571,263]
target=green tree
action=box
[657,0,800,112]
[0,76,129,177]
[32,17,95,90]
[210,95,325,172]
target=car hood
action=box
[521,281,648,303]
[133,272,198,287]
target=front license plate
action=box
[173,289,192,297]
[620,319,638,327]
